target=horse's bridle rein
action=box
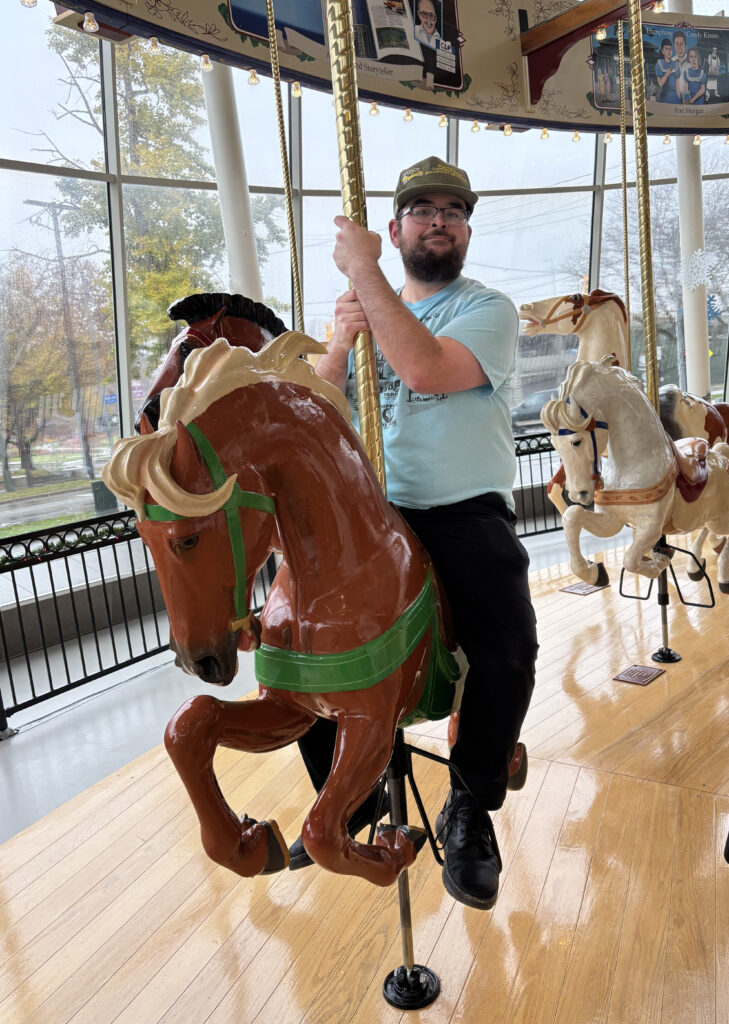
[143,421,276,640]
[558,401,608,487]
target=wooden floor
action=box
[2,539,729,1024]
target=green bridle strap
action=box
[143,421,275,622]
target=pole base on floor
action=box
[382,965,440,1010]
[0,726,18,741]
[651,646,681,664]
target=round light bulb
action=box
[439,114,448,127]
[248,68,260,85]
[403,108,413,122]
[201,54,213,72]
[540,127,549,140]
[596,25,607,41]
[693,134,701,146]
[369,101,379,116]
[572,129,581,142]
[471,120,480,133]
[653,0,664,11]
[604,132,612,143]
[82,11,99,33]
[725,134,729,145]
[149,36,161,54]
[663,133,671,145]
[292,81,301,98]
[21,0,38,8]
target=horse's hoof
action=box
[594,562,610,588]
[687,558,706,581]
[376,824,429,855]
[719,580,729,595]
[507,742,528,791]
[257,818,290,875]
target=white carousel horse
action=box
[518,290,628,513]
[540,355,729,592]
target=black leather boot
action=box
[435,788,502,910]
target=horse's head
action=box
[520,290,625,340]
[659,384,725,444]
[542,373,608,506]
[136,293,287,432]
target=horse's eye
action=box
[171,534,199,553]
[572,438,583,447]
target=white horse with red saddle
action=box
[540,356,729,592]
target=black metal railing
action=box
[513,431,562,536]
[0,511,277,729]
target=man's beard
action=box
[399,232,466,283]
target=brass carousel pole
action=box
[322,3,438,1009]
[625,0,680,662]
[323,1,386,494]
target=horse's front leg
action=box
[165,693,315,877]
[623,509,671,579]
[301,676,424,887]
[561,505,621,585]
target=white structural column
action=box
[202,63,263,300]
[676,136,710,397]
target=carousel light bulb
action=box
[471,120,480,132]
[200,54,213,72]
[663,133,671,145]
[248,68,260,85]
[21,0,38,8]
[725,134,729,144]
[540,127,549,139]
[693,134,701,146]
[82,11,99,32]
[369,101,379,116]
[403,107,413,122]
[572,129,581,142]
[439,113,448,127]
[595,25,607,41]
[149,36,161,54]
[503,123,512,136]
[292,81,301,98]
[653,0,664,11]
[604,131,612,143]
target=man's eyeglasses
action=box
[398,204,470,225]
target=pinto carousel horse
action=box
[103,333,469,886]
[135,292,287,432]
[518,290,629,514]
[540,355,729,592]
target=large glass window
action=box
[459,124,595,190]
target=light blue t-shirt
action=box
[346,275,518,510]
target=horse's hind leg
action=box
[165,693,315,877]
[301,710,419,887]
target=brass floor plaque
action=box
[613,664,666,686]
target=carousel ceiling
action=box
[52,1,729,133]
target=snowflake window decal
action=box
[681,248,718,291]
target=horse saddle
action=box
[672,437,709,503]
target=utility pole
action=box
[24,199,95,480]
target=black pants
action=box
[296,492,539,812]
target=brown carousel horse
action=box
[104,334,461,886]
[135,292,287,432]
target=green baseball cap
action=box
[393,156,478,216]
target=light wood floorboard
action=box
[1,539,727,1023]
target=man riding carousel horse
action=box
[302,155,539,911]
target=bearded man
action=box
[289,156,538,912]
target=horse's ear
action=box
[139,412,155,436]
[169,420,213,494]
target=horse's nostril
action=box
[195,656,224,683]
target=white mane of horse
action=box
[541,354,644,433]
[103,332,353,520]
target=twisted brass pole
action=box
[323,0,386,493]
[264,0,304,332]
[617,21,632,371]
[626,0,659,410]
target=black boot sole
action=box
[441,861,498,910]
